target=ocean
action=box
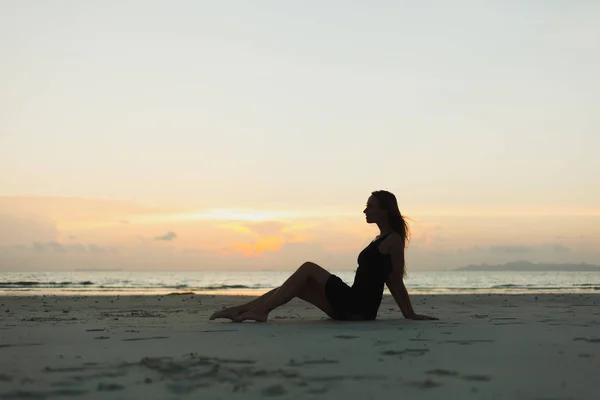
[1,270,599,296]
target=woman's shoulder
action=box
[379,232,404,254]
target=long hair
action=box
[371,190,410,277]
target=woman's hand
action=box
[407,313,439,320]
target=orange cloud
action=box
[217,224,253,235]
[256,236,286,252]
[218,220,317,245]
[284,231,315,243]
[227,236,286,258]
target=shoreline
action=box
[1,288,599,297]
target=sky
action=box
[1,1,599,272]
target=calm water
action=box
[1,270,599,295]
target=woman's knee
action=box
[298,261,319,274]
[298,261,330,286]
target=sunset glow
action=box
[1,1,599,271]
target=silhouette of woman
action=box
[210,190,438,322]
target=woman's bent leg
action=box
[297,278,335,318]
[234,262,332,322]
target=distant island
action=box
[456,261,600,272]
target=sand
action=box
[0,293,599,399]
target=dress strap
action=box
[371,232,393,243]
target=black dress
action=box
[324,233,394,320]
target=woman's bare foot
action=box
[209,306,246,320]
[233,310,269,323]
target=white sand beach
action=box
[1,293,599,399]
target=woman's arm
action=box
[387,275,416,318]
[385,236,438,320]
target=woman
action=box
[210,190,438,322]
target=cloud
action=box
[218,220,311,258]
[30,241,117,254]
[216,224,253,235]
[155,231,177,241]
[407,242,580,270]
[2,237,598,272]
[243,221,287,237]
[225,236,286,258]
[217,221,290,238]
[270,241,339,265]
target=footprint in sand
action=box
[471,314,488,319]
[288,358,339,367]
[573,337,600,343]
[461,374,491,382]
[426,369,491,382]
[407,379,442,389]
[44,366,88,373]
[381,348,429,357]
[97,383,125,392]
[309,374,385,383]
[122,336,169,342]
[441,339,495,345]
[210,357,256,364]
[426,369,458,377]
[0,343,42,349]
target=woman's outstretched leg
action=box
[233,262,331,322]
[209,288,279,320]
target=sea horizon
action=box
[2,269,599,296]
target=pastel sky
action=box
[1,1,599,271]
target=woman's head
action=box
[364,190,410,245]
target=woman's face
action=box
[363,195,387,224]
